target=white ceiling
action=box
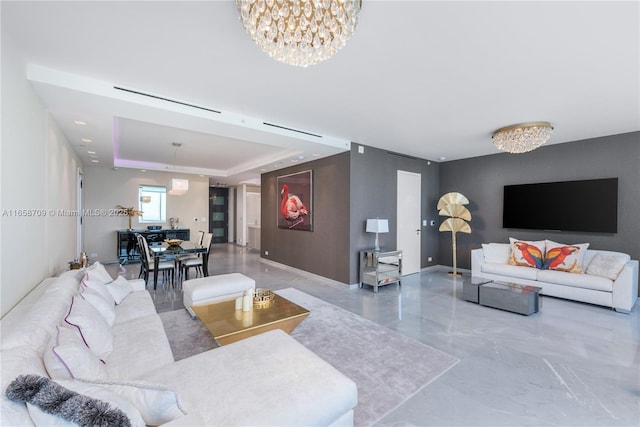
[3,1,639,186]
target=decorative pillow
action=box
[482,243,511,264]
[508,238,545,269]
[6,374,133,427]
[586,253,628,280]
[80,288,116,326]
[81,275,116,306]
[543,240,589,273]
[1,346,48,425]
[43,326,107,380]
[70,378,187,426]
[53,380,146,427]
[64,296,114,361]
[85,261,114,284]
[106,276,134,305]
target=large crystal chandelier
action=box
[492,122,554,153]
[236,0,362,67]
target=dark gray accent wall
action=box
[349,144,440,284]
[439,132,640,269]
[261,152,351,283]
[260,144,441,286]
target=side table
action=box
[359,250,402,293]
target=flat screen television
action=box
[503,178,618,233]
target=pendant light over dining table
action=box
[236,0,362,67]
[168,142,189,196]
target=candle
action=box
[235,297,242,310]
[242,294,252,312]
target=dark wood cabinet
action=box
[117,229,190,263]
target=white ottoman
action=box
[183,273,256,317]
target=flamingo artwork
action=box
[280,183,309,228]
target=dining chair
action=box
[176,231,204,264]
[136,233,175,287]
[181,232,213,280]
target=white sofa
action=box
[471,243,638,313]
[1,263,358,426]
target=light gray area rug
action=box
[159,288,459,426]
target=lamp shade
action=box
[366,219,389,233]
[168,178,189,196]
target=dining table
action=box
[148,241,208,290]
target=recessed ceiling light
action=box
[91,159,99,163]
[312,153,320,157]
[291,159,299,163]
[74,120,87,125]
[140,169,147,172]
[87,151,96,154]
[82,138,92,143]
[439,156,447,161]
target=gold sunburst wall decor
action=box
[437,192,472,277]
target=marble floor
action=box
[116,244,640,427]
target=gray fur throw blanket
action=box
[6,374,131,427]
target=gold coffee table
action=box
[192,294,310,346]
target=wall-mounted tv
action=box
[503,178,618,233]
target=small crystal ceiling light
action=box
[236,0,362,67]
[492,121,554,154]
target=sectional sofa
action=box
[1,262,358,426]
[471,239,638,313]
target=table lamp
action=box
[366,219,389,252]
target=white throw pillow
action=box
[543,240,589,273]
[586,253,628,280]
[106,276,134,305]
[81,275,116,305]
[80,288,116,326]
[508,237,545,269]
[70,378,187,426]
[43,326,108,380]
[85,261,114,284]
[64,296,114,361]
[27,379,145,427]
[481,243,511,264]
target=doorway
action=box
[209,187,229,244]
[397,170,421,275]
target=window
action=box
[138,185,166,223]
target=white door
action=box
[397,170,421,275]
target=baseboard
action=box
[422,265,472,275]
[259,258,356,289]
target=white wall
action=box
[1,34,82,316]
[83,167,208,262]
[236,185,247,246]
[233,184,261,246]
[246,191,261,226]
